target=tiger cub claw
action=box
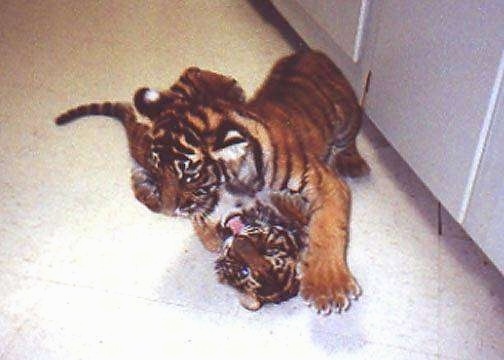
[300,261,361,314]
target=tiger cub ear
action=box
[183,67,246,104]
[133,87,172,118]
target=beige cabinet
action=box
[295,0,369,62]
[272,0,504,272]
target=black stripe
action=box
[218,159,231,182]
[214,136,247,151]
[298,166,310,193]
[171,138,195,155]
[175,115,203,138]
[268,135,278,188]
[289,75,337,135]
[186,159,202,173]
[89,103,100,114]
[257,79,330,144]
[120,105,135,122]
[163,147,189,161]
[102,102,112,115]
[276,102,309,166]
[171,84,190,98]
[293,138,308,193]
[239,111,267,191]
[313,163,323,188]
[313,69,357,134]
[181,126,201,147]
[332,106,361,148]
[179,74,193,86]
[251,136,265,191]
[213,121,234,148]
[55,102,134,126]
[279,148,292,190]
[213,121,247,150]
[179,75,198,98]
[285,95,324,142]
[267,104,306,192]
[170,146,192,159]
[192,106,209,126]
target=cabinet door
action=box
[295,0,369,62]
[366,1,504,222]
[464,57,504,271]
[273,0,370,62]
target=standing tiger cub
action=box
[130,50,368,313]
[55,50,368,314]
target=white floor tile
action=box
[1,1,503,359]
[1,283,230,360]
[0,273,48,357]
[438,236,504,359]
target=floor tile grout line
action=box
[0,269,226,315]
[0,269,163,303]
[0,270,454,359]
[0,280,47,360]
[436,223,443,359]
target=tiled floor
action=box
[1,1,503,359]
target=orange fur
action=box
[142,50,368,312]
[192,217,221,252]
[56,50,368,313]
[234,51,366,312]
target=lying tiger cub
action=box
[217,218,303,311]
[216,194,309,311]
[55,50,369,314]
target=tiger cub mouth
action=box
[225,215,245,235]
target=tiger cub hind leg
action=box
[328,142,370,178]
[131,164,162,213]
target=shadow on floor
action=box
[362,117,504,307]
[247,0,307,51]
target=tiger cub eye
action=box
[265,248,279,256]
[238,266,250,279]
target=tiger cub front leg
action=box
[191,215,222,253]
[131,164,162,213]
[300,162,361,314]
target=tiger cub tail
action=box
[55,101,135,127]
[55,101,153,167]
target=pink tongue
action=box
[227,216,245,235]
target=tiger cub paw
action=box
[330,145,370,178]
[333,153,370,178]
[131,167,162,213]
[300,258,361,315]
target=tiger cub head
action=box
[215,218,304,311]
[133,67,245,118]
[131,68,263,216]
